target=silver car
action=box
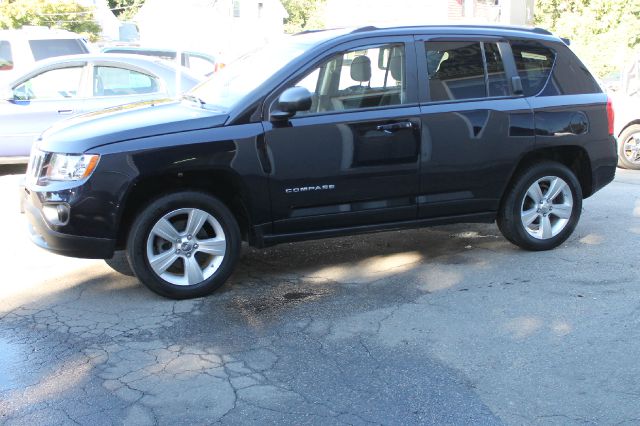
[0,53,201,163]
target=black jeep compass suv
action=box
[22,25,617,299]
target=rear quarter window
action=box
[29,39,89,61]
[0,40,12,70]
[511,40,601,97]
[541,42,601,96]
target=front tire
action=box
[126,191,241,299]
[497,161,582,251]
[618,124,640,170]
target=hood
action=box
[39,99,229,154]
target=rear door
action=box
[263,36,422,234]
[415,36,535,218]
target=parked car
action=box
[101,46,218,77]
[0,53,201,163]
[0,27,90,88]
[611,56,640,169]
[22,25,617,299]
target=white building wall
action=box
[134,0,286,59]
[324,0,533,28]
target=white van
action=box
[0,27,90,87]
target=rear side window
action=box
[0,41,13,70]
[29,39,89,61]
[484,43,510,97]
[426,41,486,101]
[94,66,159,96]
[425,41,510,102]
[510,42,555,97]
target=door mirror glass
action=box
[271,86,312,120]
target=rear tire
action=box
[617,124,640,170]
[126,191,241,299]
[497,161,582,251]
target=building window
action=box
[233,0,241,17]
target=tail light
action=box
[606,96,615,136]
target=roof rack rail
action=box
[351,26,379,34]
[531,27,553,35]
[294,28,330,36]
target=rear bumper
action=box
[589,135,618,196]
[21,186,115,259]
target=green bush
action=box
[535,0,640,77]
[0,0,102,41]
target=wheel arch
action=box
[501,146,593,206]
[115,168,253,250]
[617,120,640,140]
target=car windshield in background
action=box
[187,38,311,112]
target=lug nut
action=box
[188,235,192,240]
[186,253,191,258]
[175,249,180,254]
[194,244,199,249]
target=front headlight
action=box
[45,153,100,182]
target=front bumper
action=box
[21,185,115,259]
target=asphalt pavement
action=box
[0,165,639,425]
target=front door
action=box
[1,64,86,157]
[263,38,422,234]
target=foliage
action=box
[107,0,145,21]
[281,0,326,34]
[0,0,102,41]
[535,0,640,77]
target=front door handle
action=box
[376,121,415,133]
[57,109,74,115]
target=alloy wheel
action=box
[520,176,573,240]
[145,208,226,286]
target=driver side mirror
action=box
[271,86,312,121]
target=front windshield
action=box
[188,36,313,112]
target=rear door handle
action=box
[376,121,415,133]
[57,109,74,115]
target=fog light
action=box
[42,203,70,226]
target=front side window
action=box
[14,66,83,100]
[93,66,159,96]
[0,41,13,70]
[292,43,407,115]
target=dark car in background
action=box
[22,25,617,299]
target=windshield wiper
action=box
[182,94,206,106]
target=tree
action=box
[535,0,640,77]
[107,0,145,21]
[0,0,102,41]
[281,0,326,34]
